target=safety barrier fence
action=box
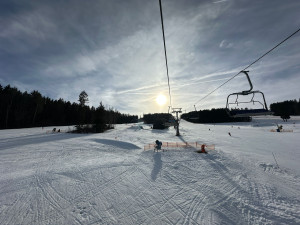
[270,129,293,132]
[144,142,215,151]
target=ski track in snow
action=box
[0,117,300,224]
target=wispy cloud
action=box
[213,0,228,4]
[219,40,233,48]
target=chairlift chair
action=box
[226,71,272,117]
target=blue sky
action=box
[0,0,299,116]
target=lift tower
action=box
[172,108,182,136]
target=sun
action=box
[156,94,167,106]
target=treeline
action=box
[181,108,251,123]
[0,84,138,130]
[143,113,174,129]
[143,113,173,124]
[270,99,300,116]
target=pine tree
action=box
[78,91,89,107]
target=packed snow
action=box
[0,116,299,224]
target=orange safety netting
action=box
[270,129,293,132]
[144,142,215,151]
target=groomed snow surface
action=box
[0,116,299,225]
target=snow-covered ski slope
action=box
[0,116,299,225]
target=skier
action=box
[154,140,162,152]
[228,132,231,136]
[276,124,283,132]
[200,144,207,154]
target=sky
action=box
[0,0,299,116]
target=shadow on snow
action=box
[91,139,141,150]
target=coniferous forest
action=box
[270,99,300,116]
[181,108,251,123]
[0,84,138,130]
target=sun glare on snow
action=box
[156,94,167,106]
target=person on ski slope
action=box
[155,140,162,152]
[200,144,207,154]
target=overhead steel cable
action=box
[159,0,172,108]
[191,27,300,111]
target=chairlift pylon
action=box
[171,108,182,136]
[226,71,272,117]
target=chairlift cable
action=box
[191,27,300,111]
[159,0,172,108]
[158,0,181,136]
